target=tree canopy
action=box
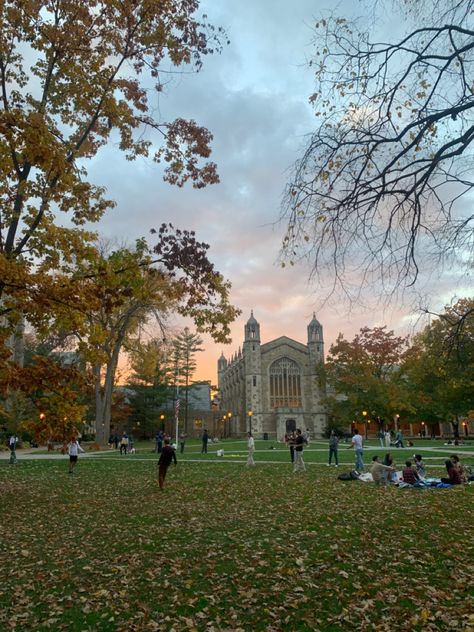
[281,0,474,305]
[322,326,411,429]
[0,0,225,317]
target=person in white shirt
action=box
[9,435,18,451]
[348,429,364,472]
[68,437,84,474]
[246,432,256,466]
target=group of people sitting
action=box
[370,452,472,486]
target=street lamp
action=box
[160,414,165,431]
[247,410,253,434]
[362,410,368,439]
[226,412,232,438]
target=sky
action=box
[88,0,472,383]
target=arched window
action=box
[269,358,302,408]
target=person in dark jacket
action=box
[201,429,209,454]
[157,439,177,490]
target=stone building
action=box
[217,312,327,439]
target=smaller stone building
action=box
[217,312,327,438]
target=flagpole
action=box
[175,366,179,449]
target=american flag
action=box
[174,398,180,418]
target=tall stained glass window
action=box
[269,358,302,408]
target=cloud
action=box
[83,0,471,383]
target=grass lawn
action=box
[1,450,473,631]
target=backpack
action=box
[337,472,352,480]
[338,470,360,481]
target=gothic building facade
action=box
[217,312,327,438]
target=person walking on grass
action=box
[328,430,339,467]
[293,429,306,472]
[288,431,296,464]
[120,432,129,455]
[157,438,177,490]
[348,428,364,472]
[68,437,84,474]
[201,429,209,454]
[246,431,256,466]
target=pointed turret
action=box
[307,312,323,343]
[244,310,260,342]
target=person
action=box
[370,455,395,485]
[383,453,396,483]
[9,435,19,464]
[246,431,256,466]
[384,430,391,448]
[120,432,129,455]
[201,429,209,454]
[288,431,295,463]
[9,435,18,451]
[157,438,177,489]
[348,429,364,472]
[450,455,467,482]
[155,431,163,454]
[414,454,426,478]
[395,429,404,448]
[293,429,306,472]
[441,459,462,485]
[113,434,119,449]
[377,430,385,448]
[402,460,420,485]
[328,430,339,466]
[179,432,186,454]
[67,437,84,474]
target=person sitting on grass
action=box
[382,453,396,483]
[402,460,420,486]
[370,456,395,486]
[414,454,426,478]
[450,455,467,483]
[440,459,462,485]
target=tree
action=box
[127,337,173,437]
[0,0,224,323]
[281,1,474,304]
[403,298,474,435]
[33,227,239,443]
[0,353,90,445]
[322,326,412,431]
[172,327,204,432]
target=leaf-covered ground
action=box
[0,451,473,631]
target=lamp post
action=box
[247,410,253,434]
[160,414,165,432]
[226,412,232,438]
[362,410,368,439]
[394,413,400,432]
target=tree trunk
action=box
[452,416,460,439]
[93,341,122,444]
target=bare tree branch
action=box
[281,2,474,305]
